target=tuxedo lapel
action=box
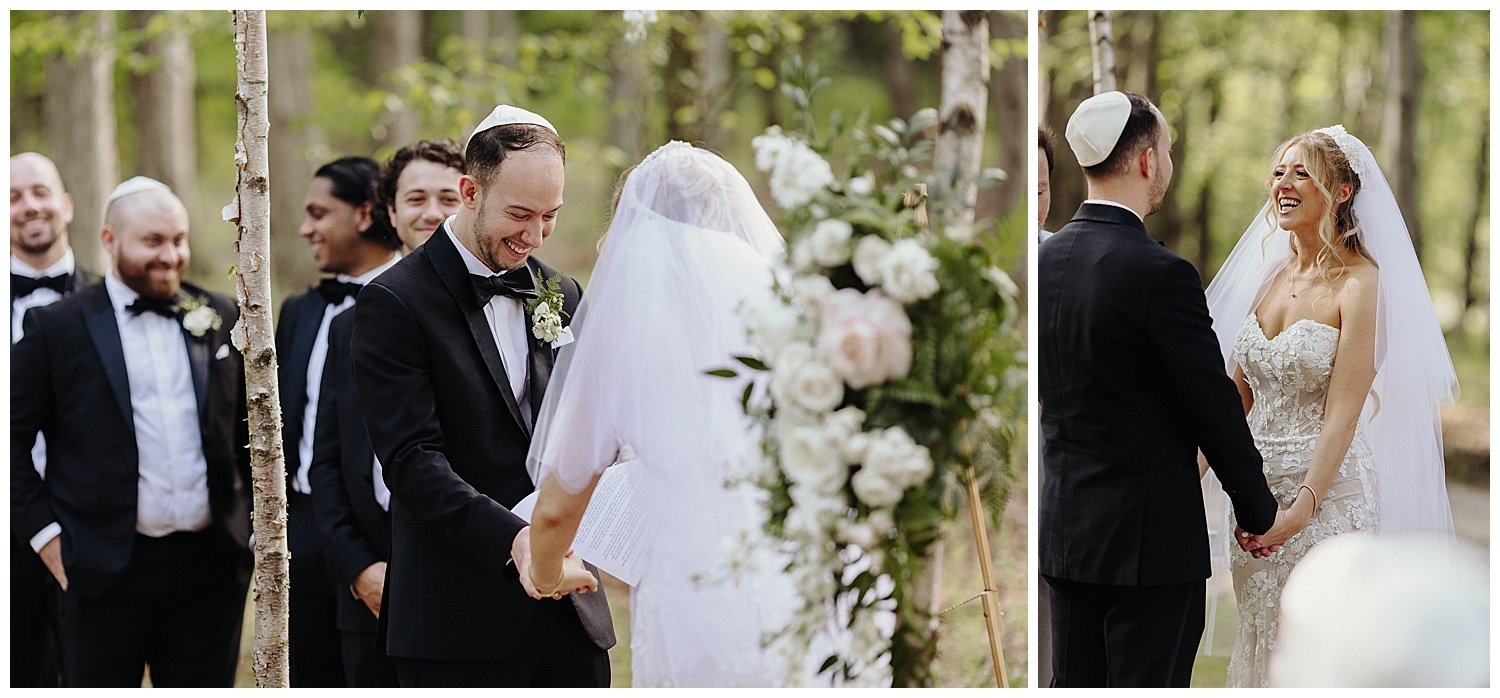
[82,286,133,430]
[182,330,209,418]
[287,292,329,412]
[523,259,559,428]
[426,224,528,431]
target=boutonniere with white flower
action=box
[525,273,570,346]
[179,295,222,339]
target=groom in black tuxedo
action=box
[351,106,614,687]
[11,178,251,687]
[1037,92,1279,687]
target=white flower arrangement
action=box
[715,66,1021,688]
[179,296,221,338]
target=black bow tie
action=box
[316,279,363,304]
[12,273,69,299]
[470,267,537,305]
[126,296,180,319]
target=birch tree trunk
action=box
[1089,10,1117,94]
[933,10,990,230]
[231,10,289,688]
[44,10,118,273]
[1381,10,1421,259]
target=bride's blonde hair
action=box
[1262,131,1376,280]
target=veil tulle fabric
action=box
[524,141,799,684]
[525,140,784,493]
[1201,126,1458,579]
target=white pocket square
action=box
[551,326,576,350]
[215,344,231,360]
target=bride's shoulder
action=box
[1336,258,1379,308]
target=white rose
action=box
[847,172,876,196]
[740,295,801,364]
[823,406,866,442]
[768,140,834,209]
[841,431,872,465]
[791,274,836,314]
[816,289,912,389]
[851,468,903,508]
[752,127,790,172]
[852,235,892,287]
[808,219,853,267]
[182,306,219,337]
[769,350,844,414]
[877,238,940,303]
[863,427,932,489]
[778,426,846,495]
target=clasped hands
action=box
[1234,497,1314,558]
[510,525,598,601]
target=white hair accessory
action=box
[464,104,559,153]
[1314,124,1367,180]
[1065,91,1132,167]
[106,176,172,205]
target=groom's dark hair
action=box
[465,124,566,189]
[1083,92,1160,179]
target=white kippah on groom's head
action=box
[465,105,559,153]
[1065,91,1132,168]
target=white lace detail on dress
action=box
[1226,314,1379,687]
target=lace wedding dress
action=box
[1226,314,1380,687]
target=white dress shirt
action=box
[13,250,75,481]
[1082,198,1145,222]
[292,254,400,495]
[444,222,531,414]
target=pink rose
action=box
[816,289,912,389]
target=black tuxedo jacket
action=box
[1038,203,1277,587]
[11,281,252,598]
[309,307,388,633]
[275,287,335,487]
[351,224,615,662]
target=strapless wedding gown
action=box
[1226,314,1379,687]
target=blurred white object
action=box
[1271,533,1488,687]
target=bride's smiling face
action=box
[1272,144,1324,235]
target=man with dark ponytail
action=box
[275,156,402,686]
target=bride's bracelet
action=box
[1297,484,1319,513]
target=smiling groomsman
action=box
[307,139,465,686]
[11,177,251,687]
[10,152,96,687]
[276,156,402,687]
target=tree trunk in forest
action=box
[990,12,1026,218]
[1195,76,1223,276]
[132,11,203,277]
[664,13,698,143]
[1458,124,1488,334]
[231,10,289,688]
[697,14,731,151]
[1381,10,1421,260]
[933,10,990,230]
[887,22,916,119]
[1141,11,1160,100]
[44,10,118,273]
[459,9,490,58]
[610,22,649,165]
[373,10,423,148]
[1089,10,1117,94]
[268,24,319,300]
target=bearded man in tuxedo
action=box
[11,177,251,687]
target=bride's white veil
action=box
[1201,125,1458,575]
[526,140,785,493]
